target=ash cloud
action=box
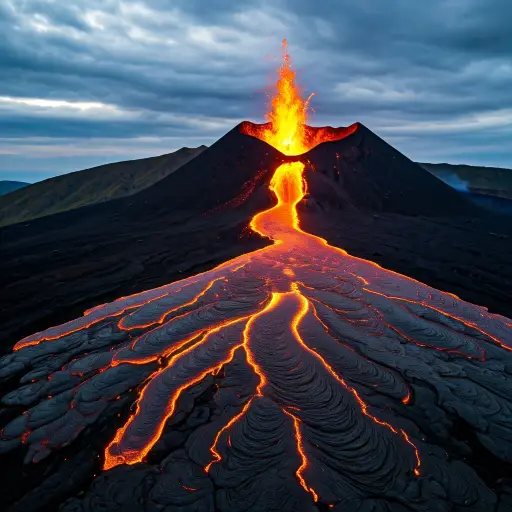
[0,0,511,181]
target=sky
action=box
[1,0,511,183]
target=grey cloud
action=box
[0,0,511,180]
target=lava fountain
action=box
[1,39,511,511]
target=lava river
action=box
[1,40,512,512]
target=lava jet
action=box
[1,40,511,512]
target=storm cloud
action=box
[1,0,511,181]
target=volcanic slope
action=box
[1,123,512,512]
[272,121,479,216]
[0,145,206,227]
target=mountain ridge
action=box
[1,131,511,228]
[0,180,30,196]
[419,161,512,199]
[0,145,207,226]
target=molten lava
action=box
[241,39,358,155]
[254,38,312,155]
[2,38,511,510]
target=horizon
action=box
[5,147,512,186]
[5,137,512,186]
[1,0,511,182]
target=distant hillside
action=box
[0,181,30,196]
[419,162,512,199]
[2,152,508,227]
[0,146,207,227]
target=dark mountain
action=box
[300,123,478,216]
[0,180,29,196]
[420,161,512,199]
[0,146,207,227]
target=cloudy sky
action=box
[1,0,511,182]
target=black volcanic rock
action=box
[0,122,512,512]
[301,123,478,216]
[132,124,285,216]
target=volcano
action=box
[1,41,512,512]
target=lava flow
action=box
[1,39,511,509]
[241,39,358,155]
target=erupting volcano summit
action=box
[1,40,512,512]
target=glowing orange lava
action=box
[257,38,312,155]
[282,407,319,502]
[240,39,358,155]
